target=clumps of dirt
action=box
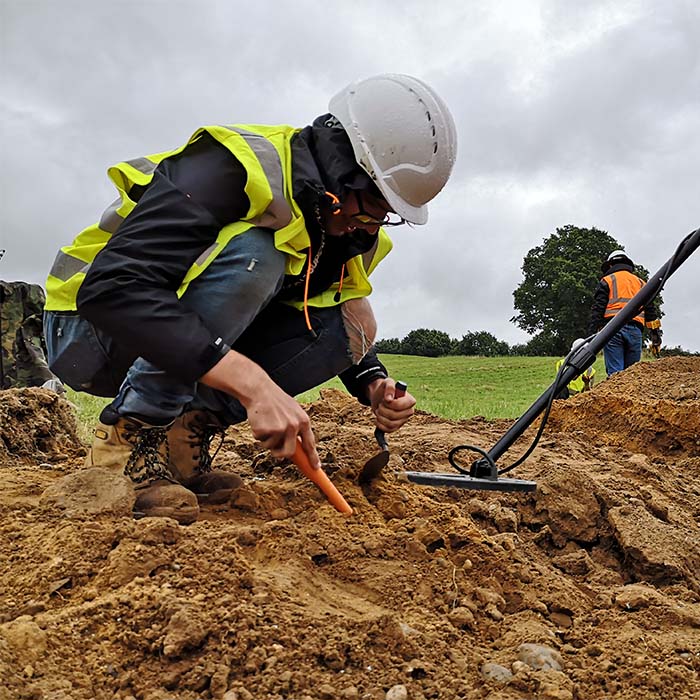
[548,356,700,456]
[0,387,85,461]
[0,357,699,700]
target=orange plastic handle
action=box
[291,440,353,515]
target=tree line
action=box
[376,225,696,357]
[375,328,696,358]
[376,329,511,357]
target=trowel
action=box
[358,381,407,484]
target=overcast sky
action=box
[2,0,699,350]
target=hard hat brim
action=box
[370,166,429,225]
[329,112,430,224]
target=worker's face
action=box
[323,190,403,237]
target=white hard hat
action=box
[602,249,634,272]
[328,74,458,225]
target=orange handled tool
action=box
[291,440,353,515]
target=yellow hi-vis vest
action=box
[554,359,596,394]
[45,124,393,312]
[602,271,644,325]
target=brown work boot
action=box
[167,410,243,504]
[86,406,200,525]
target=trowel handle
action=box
[373,427,389,451]
[374,380,408,449]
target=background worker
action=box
[588,250,662,377]
[1,279,64,392]
[43,74,457,524]
[554,353,596,399]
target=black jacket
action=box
[588,263,659,335]
[75,120,387,400]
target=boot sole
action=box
[133,504,200,525]
[196,489,234,505]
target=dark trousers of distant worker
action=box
[44,228,359,424]
[603,322,642,377]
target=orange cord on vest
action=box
[325,191,341,214]
[303,193,342,332]
[334,263,345,303]
[303,239,314,335]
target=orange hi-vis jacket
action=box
[602,270,645,325]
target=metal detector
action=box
[403,227,700,493]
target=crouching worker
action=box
[554,338,597,400]
[554,359,596,400]
[43,74,457,524]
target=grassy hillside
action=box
[298,354,607,420]
[67,353,608,434]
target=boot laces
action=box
[123,423,174,484]
[188,421,225,474]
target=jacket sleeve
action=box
[339,348,388,406]
[76,134,250,383]
[643,299,661,328]
[587,280,609,336]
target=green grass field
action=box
[297,353,607,420]
[68,354,607,434]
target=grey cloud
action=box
[2,0,698,351]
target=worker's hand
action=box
[199,350,321,469]
[650,328,663,347]
[367,378,416,433]
[245,386,320,465]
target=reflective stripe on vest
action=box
[226,127,292,230]
[48,130,292,287]
[48,251,91,281]
[45,124,391,312]
[603,271,644,324]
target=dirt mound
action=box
[549,356,700,456]
[1,359,699,700]
[0,387,85,461]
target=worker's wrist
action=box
[365,377,385,405]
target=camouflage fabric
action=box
[1,280,56,389]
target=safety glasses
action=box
[351,191,406,227]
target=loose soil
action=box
[1,357,699,700]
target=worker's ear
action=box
[324,191,342,214]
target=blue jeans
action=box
[603,322,642,376]
[44,228,355,425]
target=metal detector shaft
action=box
[472,227,700,474]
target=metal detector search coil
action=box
[402,227,700,495]
[403,470,536,492]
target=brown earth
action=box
[1,357,699,700]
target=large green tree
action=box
[511,225,656,355]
